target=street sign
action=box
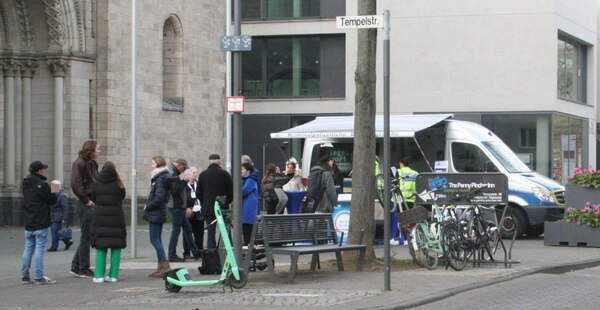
[336,15,383,29]
[220,35,252,52]
[226,96,245,113]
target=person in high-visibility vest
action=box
[397,157,418,209]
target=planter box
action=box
[565,184,600,209]
[544,221,600,247]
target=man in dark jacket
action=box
[167,158,200,262]
[70,140,100,278]
[21,161,58,285]
[197,154,233,249]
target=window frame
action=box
[557,34,587,104]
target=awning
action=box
[270,114,453,139]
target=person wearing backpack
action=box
[305,155,338,213]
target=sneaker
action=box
[104,276,118,283]
[34,276,56,285]
[193,250,202,261]
[92,277,104,283]
[64,241,73,250]
[78,269,94,278]
[47,248,57,252]
[168,255,185,263]
[21,277,32,285]
[183,253,193,260]
[70,266,80,276]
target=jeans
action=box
[184,216,204,255]
[72,202,95,270]
[149,222,167,262]
[168,208,198,258]
[205,215,217,249]
[50,222,69,250]
[21,228,49,280]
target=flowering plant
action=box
[568,167,600,189]
[561,203,600,228]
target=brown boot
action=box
[152,261,171,278]
[148,263,161,278]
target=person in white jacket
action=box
[282,158,304,192]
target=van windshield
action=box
[483,141,531,173]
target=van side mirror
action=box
[485,161,498,172]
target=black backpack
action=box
[303,169,325,213]
[198,249,222,275]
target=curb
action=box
[368,258,600,310]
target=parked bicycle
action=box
[400,185,457,270]
[441,186,502,271]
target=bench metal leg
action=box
[287,253,300,283]
[310,253,321,271]
[266,250,279,283]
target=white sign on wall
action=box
[336,15,383,29]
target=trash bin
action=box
[285,191,306,214]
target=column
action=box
[2,59,19,189]
[47,58,70,182]
[21,60,39,178]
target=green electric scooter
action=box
[164,196,247,292]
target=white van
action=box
[271,114,565,238]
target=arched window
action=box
[162,15,183,112]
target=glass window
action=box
[451,142,494,173]
[557,36,587,103]
[552,115,584,184]
[519,128,536,148]
[241,0,343,20]
[243,35,345,98]
[482,114,551,175]
[162,15,184,112]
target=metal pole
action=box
[232,0,243,264]
[226,0,232,172]
[130,0,138,258]
[383,10,391,291]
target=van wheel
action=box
[497,207,527,239]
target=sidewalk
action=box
[1,225,599,309]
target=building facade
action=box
[0,0,227,224]
[238,0,598,186]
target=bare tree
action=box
[348,0,377,259]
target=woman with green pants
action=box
[90,161,126,283]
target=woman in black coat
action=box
[90,161,126,283]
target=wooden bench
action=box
[255,213,366,283]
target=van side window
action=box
[451,142,493,173]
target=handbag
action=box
[60,227,73,240]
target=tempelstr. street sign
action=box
[336,15,383,29]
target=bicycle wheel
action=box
[483,221,500,260]
[441,221,467,271]
[414,223,438,270]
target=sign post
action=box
[221,0,251,265]
[337,11,392,291]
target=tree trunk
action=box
[348,0,377,259]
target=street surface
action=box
[1,225,599,309]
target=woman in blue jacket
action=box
[241,162,259,245]
[143,155,171,278]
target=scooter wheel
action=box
[165,280,182,293]
[227,269,248,289]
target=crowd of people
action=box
[20,140,353,285]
